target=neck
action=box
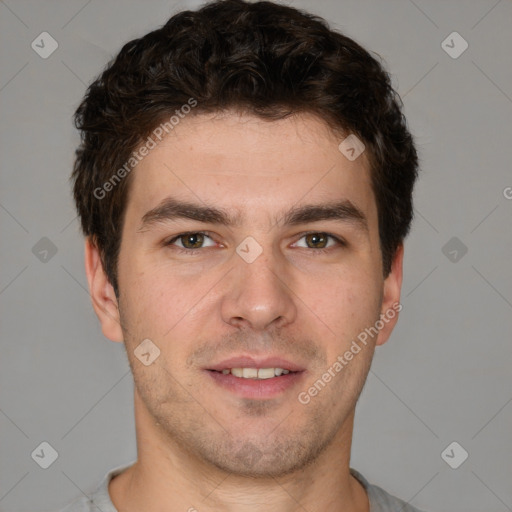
[109,389,369,512]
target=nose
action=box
[220,245,297,332]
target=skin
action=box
[85,110,403,512]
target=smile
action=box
[212,367,293,379]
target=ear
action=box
[84,237,124,343]
[375,243,404,347]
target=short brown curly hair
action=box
[71,0,419,297]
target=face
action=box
[87,111,402,478]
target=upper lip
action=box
[206,355,306,372]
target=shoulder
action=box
[52,496,99,512]
[50,461,135,512]
[350,468,428,512]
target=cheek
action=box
[118,238,383,343]
[121,261,212,343]
[311,269,382,343]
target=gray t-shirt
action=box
[54,462,427,512]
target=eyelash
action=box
[164,231,346,255]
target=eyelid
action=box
[164,231,217,248]
[164,230,346,254]
[292,231,346,248]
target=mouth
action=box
[204,357,306,399]
[208,367,297,379]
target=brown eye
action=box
[304,232,329,249]
[180,233,205,249]
[166,232,216,252]
[293,232,345,254]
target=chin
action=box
[195,433,328,479]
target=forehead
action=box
[125,111,376,228]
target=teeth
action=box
[256,368,275,379]
[242,368,258,378]
[220,367,291,379]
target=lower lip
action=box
[205,370,306,399]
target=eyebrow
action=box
[138,196,368,233]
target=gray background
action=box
[1,0,511,511]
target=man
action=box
[61,0,425,510]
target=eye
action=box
[293,232,345,253]
[165,231,216,252]
[164,231,345,255]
